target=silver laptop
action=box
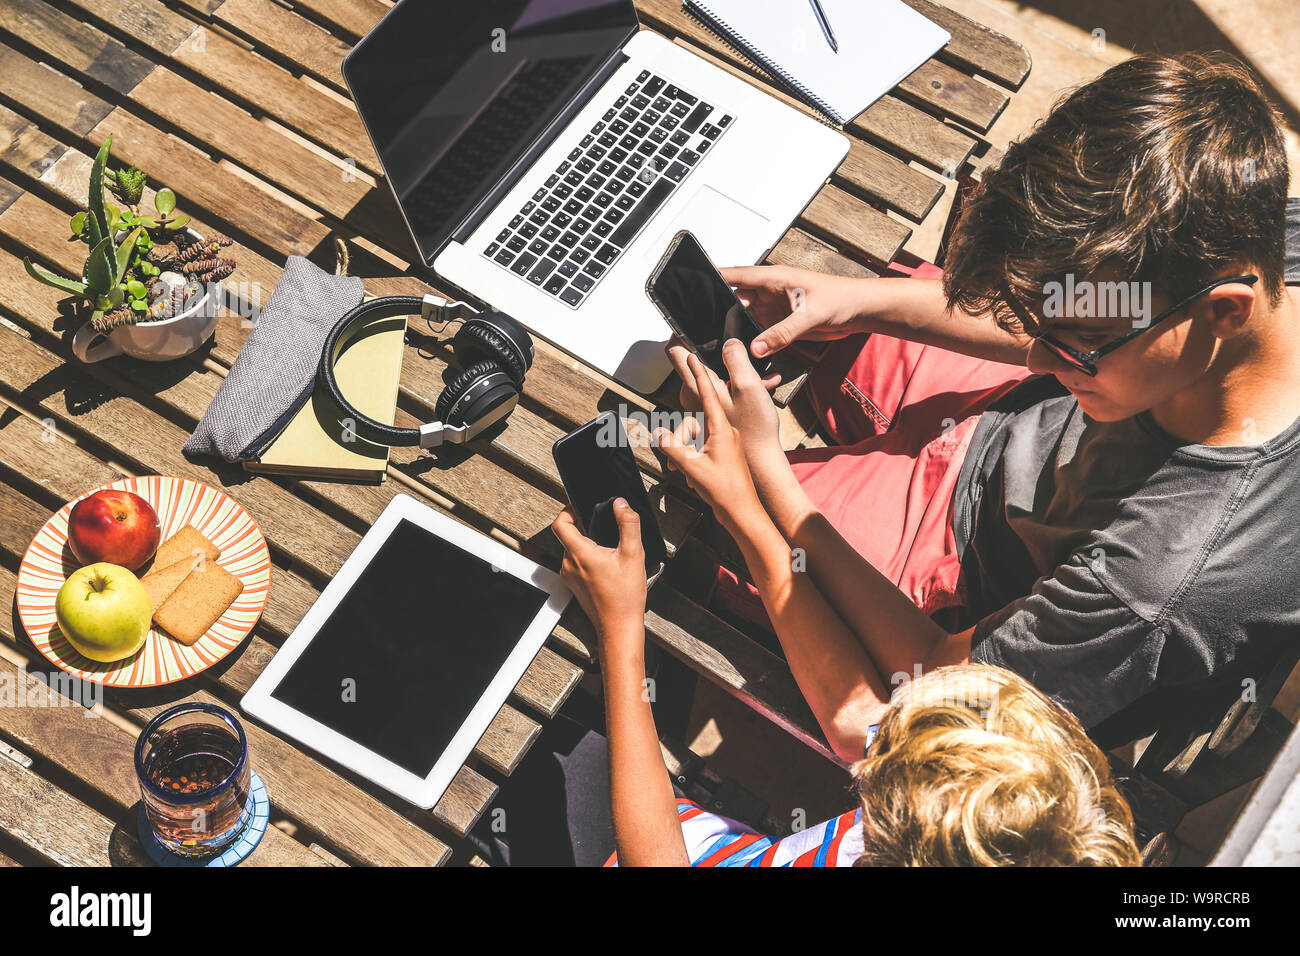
[344,0,849,392]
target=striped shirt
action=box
[605,800,864,867]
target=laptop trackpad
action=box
[647,185,770,265]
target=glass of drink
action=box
[135,702,253,857]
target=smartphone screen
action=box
[648,231,771,380]
[552,412,668,573]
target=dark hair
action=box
[943,52,1289,333]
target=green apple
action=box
[55,563,151,663]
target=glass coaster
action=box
[138,770,269,867]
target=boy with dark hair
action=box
[661,51,1300,757]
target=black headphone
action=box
[317,294,534,448]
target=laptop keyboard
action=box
[482,69,732,308]
[407,56,590,237]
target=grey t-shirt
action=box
[957,197,1300,732]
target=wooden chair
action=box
[1108,640,1300,865]
[659,735,786,836]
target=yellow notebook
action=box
[244,313,407,483]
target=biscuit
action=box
[141,559,195,612]
[154,563,244,646]
[151,526,220,573]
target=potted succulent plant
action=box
[22,136,237,363]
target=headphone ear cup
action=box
[453,313,532,385]
[435,359,518,428]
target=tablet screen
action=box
[270,518,549,777]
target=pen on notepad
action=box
[809,0,838,52]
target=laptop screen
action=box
[344,0,639,264]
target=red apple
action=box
[67,490,161,571]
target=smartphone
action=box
[552,412,668,574]
[646,230,772,381]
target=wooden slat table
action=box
[0,0,1027,866]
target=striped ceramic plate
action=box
[16,475,270,688]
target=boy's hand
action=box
[654,351,763,524]
[552,502,647,644]
[721,265,868,358]
[665,337,781,413]
[670,339,782,461]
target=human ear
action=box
[1201,281,1257,341]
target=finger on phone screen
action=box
[552,508,588,551]
[722,338,761,387]
[688,352,726,422]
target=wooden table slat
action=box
[90,107,331,259]
[770,229,878,280]
[902,0,1032,89]
[896,59,1009,134]
[0,176,21,217]
[63,0,379,173]
[476,705,544,776]
[128,66,405,248]
[852,95,976,174]
[0,0,157,96]
[210,0,352,93]
[802,184,911,266]
[287,0,391,40]
[430,766,497,837]
[0,753,145,867]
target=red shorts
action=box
[714,263,1031,626]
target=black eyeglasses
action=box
[1005,274,1259,377]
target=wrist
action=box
[745,439,792,482]
[717,496,773,542]
[856,277,945,336]
[747,447,802,511]
[597,615,646,649]
[740,427,783,466]
[839,276,882,331]
[598,632,647,686]
[711,474,765,527]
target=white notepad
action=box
[686,0,951,125]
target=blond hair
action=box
[852,665,1140,867]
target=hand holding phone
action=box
[552,412,668,574]
[646,230,773,382]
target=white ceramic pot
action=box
[71,227,221,363]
